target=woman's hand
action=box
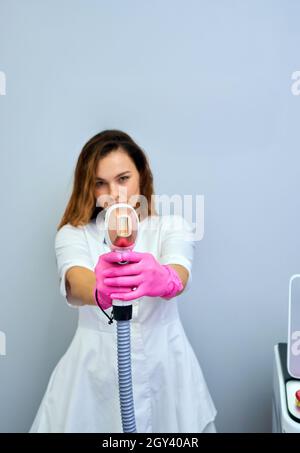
[93,252,134,309]
[102,251,183,302]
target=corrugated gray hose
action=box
[117,320,137,433]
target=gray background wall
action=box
[0,0,299,432]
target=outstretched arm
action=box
[166,264,189,297]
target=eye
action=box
[96,181,105,187]
[119,176,130,183]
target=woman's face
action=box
[94,149,140,208]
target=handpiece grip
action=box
[112,259,134,319]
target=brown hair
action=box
[57,130,156,230]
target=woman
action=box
[29,130,217,433]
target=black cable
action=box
[94,288,114,325]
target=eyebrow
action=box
[95,171,131,182]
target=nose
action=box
[109,185,119,204]
[100,185,119,209]
[109,183,127,204]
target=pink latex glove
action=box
[102,251,184,302]
[93,251,134,310]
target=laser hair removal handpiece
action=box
[104,203,139,433]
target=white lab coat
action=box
[29,212,217,433]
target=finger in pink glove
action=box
[102,251,183,302]
[93,251,133,310]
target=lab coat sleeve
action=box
[54,224,95,308]
[158,214,195,293]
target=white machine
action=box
[272,343,300,433]
[272,275,300,433]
